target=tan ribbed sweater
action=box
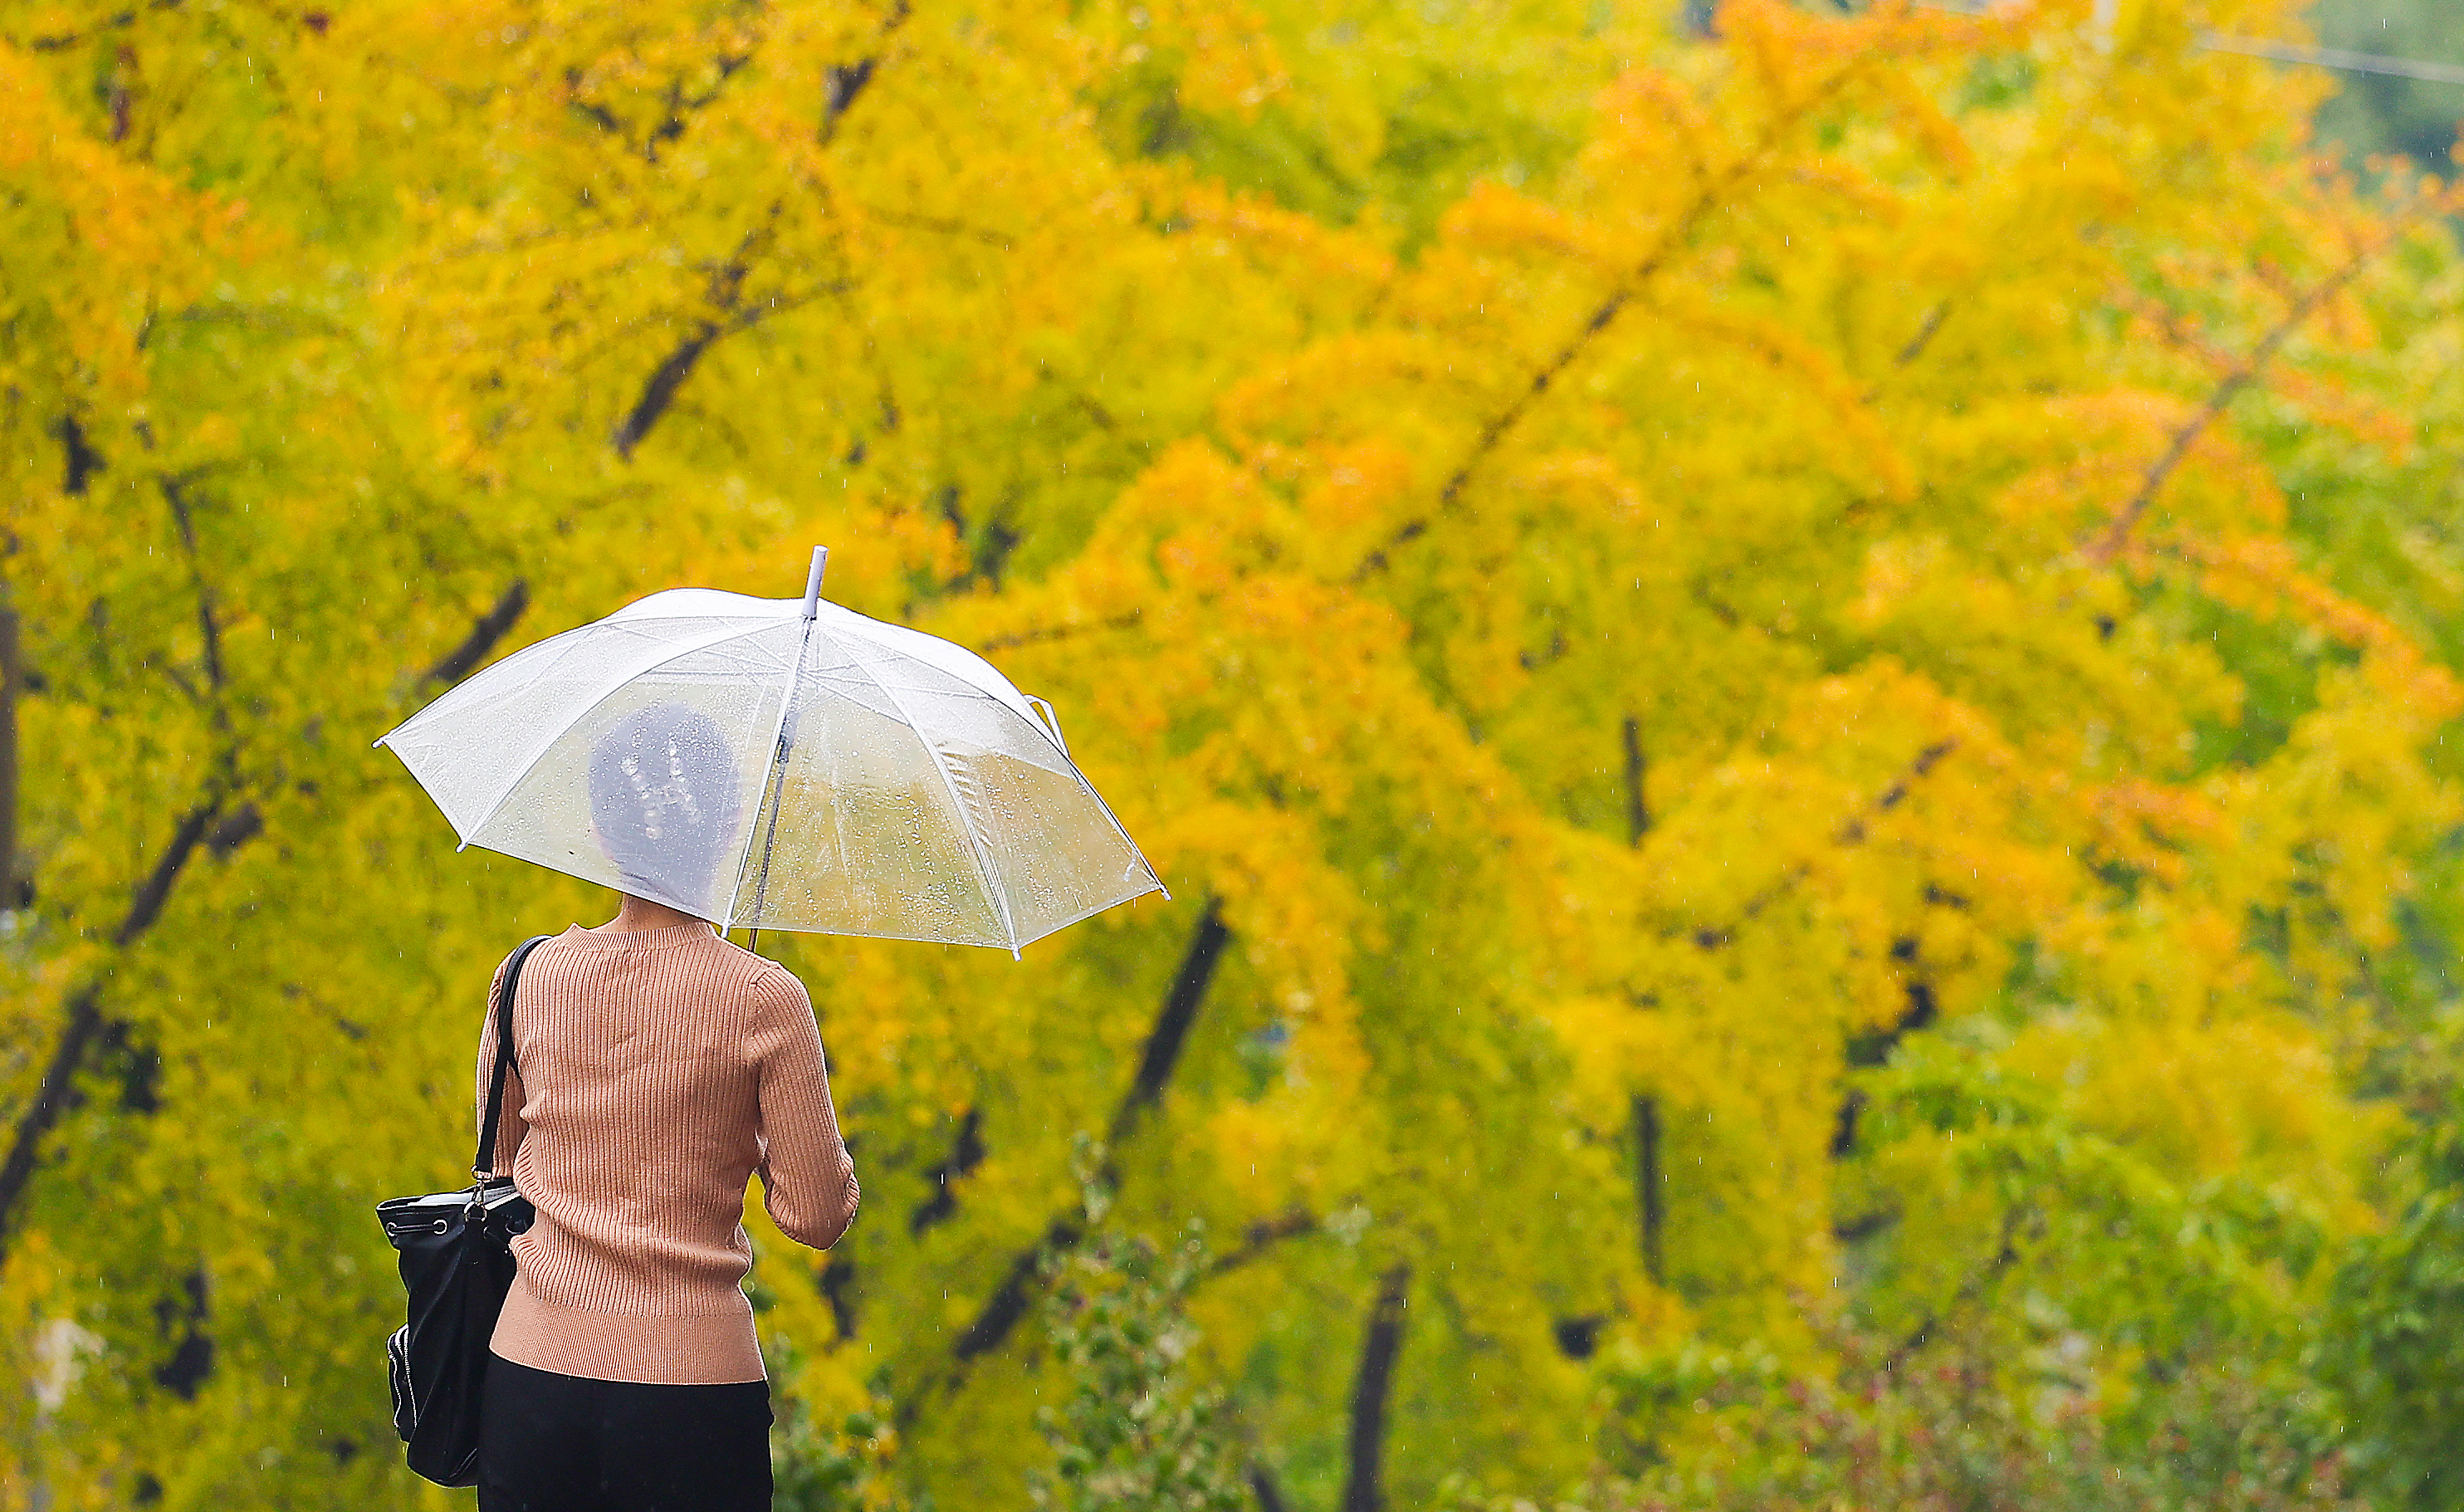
[475,921,859,1384]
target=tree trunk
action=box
[924,899,1234,1402]
[1621,714,1650,844]
[1343,1263,1412,1512]
[0,596,18,906]
[1634,1093,1665,1285]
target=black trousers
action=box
[477,1355,772,1512]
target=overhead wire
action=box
[2197,35,2464,89]
[1908,1,2464,86]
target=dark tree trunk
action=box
[820,1251,859,1343]
[1634,1093,1665,1285]
[611,321,722,459]
[56,415,105,496]
[423,580,530,687]
[950,1211,1083,1363]
[0,597,19,907]
[0,796,217,1260]
[909,1105,986,1235]
[154,1268,213,1399]
[1621,715,1650,844]
[1626,717,1663,1284]
[915,900,1234,1417]
[1111,896,1230,1143]
[954,900,1231,1360]
[0,982,105,1262]
[1343,1263,1412,1512]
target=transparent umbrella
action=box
[378,549,1166,953]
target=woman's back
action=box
[479,919,859,1386]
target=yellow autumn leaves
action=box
[4,0,2463,1505]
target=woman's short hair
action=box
[588,702,742,911]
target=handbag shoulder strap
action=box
[476,934,554,1178]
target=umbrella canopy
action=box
[378,552,1165,952]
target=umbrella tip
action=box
[802,546,828,620]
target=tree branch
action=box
[1109,897,1229,1144]
[116,801,222,948]
[204,802,262,858]
[0,983,103,1266]
[1347,56,1875,585]
[862,206,1018,250]
[822,1,909,143]
[2087,224,2409,565]
[423,579,531,687]
[907,1105,985,1235]
[905,898,1234,1418]
[0,797,219,1264]
[610,205,787,459]
[56,415,105,496]
[611,319,726,459]
[610,3,907,461]
[976,611,1143,653]
[1685,738,1956,950]
[1882,1203,2026,1373]
[1892,301,1951,369]
[0,583,533,1270]
[160,477,229,732]
[824,57,878,132]
[1831,738,1955,846]
[946,1211,1083,1369]
[1207,1206,1318,1279]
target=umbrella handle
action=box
[1027,696,1069,758]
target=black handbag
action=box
[375,933,550,1488]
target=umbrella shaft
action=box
[739,614,818,942]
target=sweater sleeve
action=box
[474,952,530,1174]
[750,966,860,1250]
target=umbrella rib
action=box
[834,637,1021,952]
[1056,755,1169,908]
[1010,694,1164,905]
[830,616,1162,924]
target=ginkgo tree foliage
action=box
[3,0,2462,1509]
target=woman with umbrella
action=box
[462,697,859,1511]
[379,550,1164,1510]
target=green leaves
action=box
[2325,1120,2464,1510]
[1034,1147,1246,1512]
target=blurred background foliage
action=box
[3,1,2464,1510]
